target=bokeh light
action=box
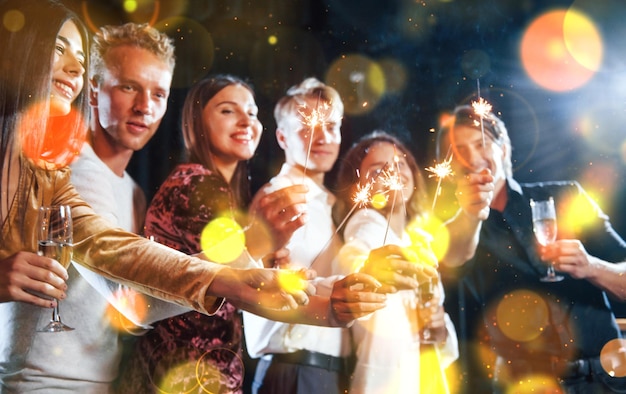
[420,345,453,393]
[572,102,626,157]
[558,191,601,236]
[277,270,307,293]
[19,104,87,170]
[409,214,449,262]
[378,57,409,95]
[495,289,549,342]
[2,9,24,32]
[197,348,244,393]
[81,0,191,32]
[520,9,602,92]
[504,373,561,394]
[105,288,148,333]
[250,27,326,100]
[123,0,138,14]
[578,161,618,207]
[405,222,439,268]
[200,217,245,264]
[563,7,603,72]
[148,341,243,393]
[152,358,198,394]
[326,54,386,116]
[600,339,626,377]
[370,192,388,209]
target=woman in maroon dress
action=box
[120,75,263,394]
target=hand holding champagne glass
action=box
[530,197,564,282]
[38,205,74,332]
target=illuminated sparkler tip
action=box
[353,183,372,206]
[472,97,492,118]
[425,157,454,180]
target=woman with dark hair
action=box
[119,75,264,393]
[0,0,89,308]
[333,131,429,228]
[333,131,459,393]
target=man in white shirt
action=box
[244,77,353,394]
[68,22,184,392]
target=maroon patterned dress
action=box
[118,164,244,394]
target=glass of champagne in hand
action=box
[416,278,437,344]
[37,205,74,332]
[530,198,564,282]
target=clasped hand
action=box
[360,244,438,293]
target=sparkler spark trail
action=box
[472,79,492,148]
[299,91,333,182]
[381,147,407,245]
[309,164,387,266]
[425,150,454,211]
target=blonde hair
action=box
[274,77,343,130]
[90,22,175,82]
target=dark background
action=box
[65,1,626,232]
[65,1,626,392]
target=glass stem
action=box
[51,302,61,322]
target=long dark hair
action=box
[0,0,89,182]
[334,130,429,228]
[180,74,256,208]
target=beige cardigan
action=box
[1,155,223,314]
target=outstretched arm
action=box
[235,272,387,327]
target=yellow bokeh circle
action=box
[200,217,245,264]
[3,9,24,32]
[277,270,307,293]
[370,193,388,210]
[600,338,626,378]
[495,289,549,343]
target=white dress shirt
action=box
[243,163,351,358]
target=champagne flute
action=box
[37,205,74,332]
[416,278,436,344]
[530,198,564,282]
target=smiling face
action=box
[202,84,262,178]
[276,95,342,180]
[50,20,85,116]
[90,44,172,154]
[448,124,507,193]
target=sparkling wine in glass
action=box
[416,279,437,344]
[37,205,74,332]
[530,198,564,282]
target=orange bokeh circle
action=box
[520,9,602,92]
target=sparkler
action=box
[381,148,407,245]
[425,147,454,211]
[471,79,492,148]
[298,91,334,182]
[309,163,389,266]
